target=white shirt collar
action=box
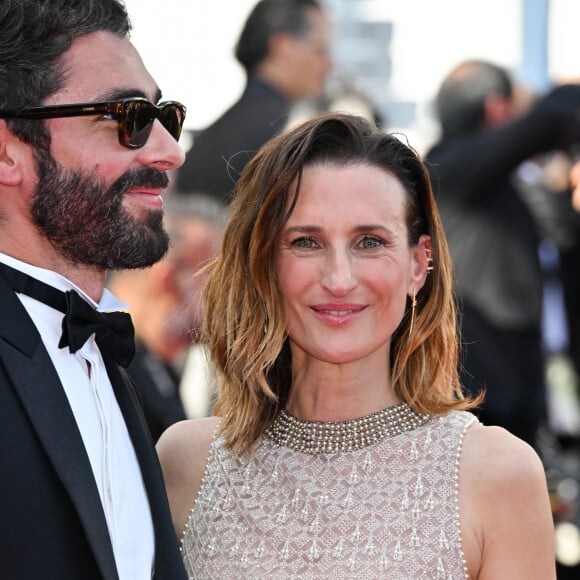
[0,253,129,313]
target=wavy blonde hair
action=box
[201,113,480,454]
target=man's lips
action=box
[124,187,164,206]
[126,186,163,196]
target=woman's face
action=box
[275,162,430,366]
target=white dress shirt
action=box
[0,254,155,580]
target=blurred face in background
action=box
[284,6,332,99]
[164,217,222,344]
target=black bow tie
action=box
[0,262,135,367]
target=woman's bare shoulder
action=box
[156,416,221,537]
[460,422,555,579]
[157,417,220,471]
[158,416,219,449]
[462,422,546,485]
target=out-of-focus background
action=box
[125,0,579,152]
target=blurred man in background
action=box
[176,0,332,203]
[108,195,225,440]
[426,59,580,447]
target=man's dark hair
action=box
[0,0,131,148]
[434,59,513,138]
[235,0,321,76]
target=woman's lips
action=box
[311,303,366,324]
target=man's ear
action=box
[0,120,28,186]
[267,32,295,62]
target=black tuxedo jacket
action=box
[0,274,187,579]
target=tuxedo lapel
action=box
[0,281,119,580]
[104,356,187,579]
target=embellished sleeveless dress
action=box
[181,410,477,579]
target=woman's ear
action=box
[409,234,432,294]
[0,120,28,186]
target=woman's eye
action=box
[291,236,318,249]
[358,235,384,249]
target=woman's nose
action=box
[320,249,357,295]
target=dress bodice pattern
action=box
[182,410,476,579]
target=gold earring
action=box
[408,288,417,338]
[426,248,434,273]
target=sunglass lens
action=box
[124,101,155,148]
[121,100,185,148]
[159,104,184,141]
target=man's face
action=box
[30,31,185,269]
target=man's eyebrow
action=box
[95,87,163,102]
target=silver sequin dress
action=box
[181,410,477,579]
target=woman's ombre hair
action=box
[201,112,479,453]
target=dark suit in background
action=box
[128,340,187,442]
[426,60,580,446]
[176,79,289,202]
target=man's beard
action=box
[30,149,170,269]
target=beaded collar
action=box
[265,402,430,454]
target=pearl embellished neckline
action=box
[265,402,430,454]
